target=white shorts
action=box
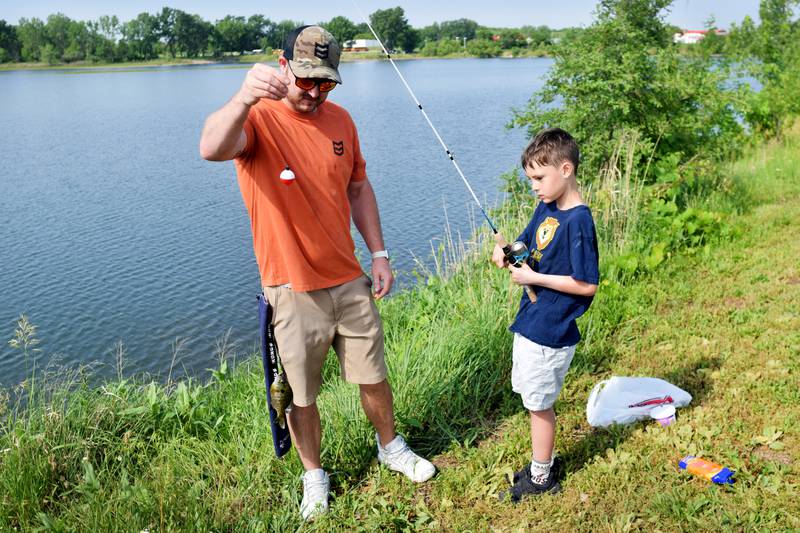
[511,333,576,411]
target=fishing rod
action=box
[350,1,536,302]
[350,0,498,234]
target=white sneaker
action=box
[376,434,436,482]
[300,469,329,521]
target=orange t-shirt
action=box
[235,98,367,291]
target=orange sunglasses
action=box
[294,77,338,93]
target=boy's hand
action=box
[492,244,508,268]
[508,262,538,286]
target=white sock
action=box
[304,468,326,481]
[382,434,404,452]
[530,457,553,484]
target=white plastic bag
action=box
[586,376,692,427]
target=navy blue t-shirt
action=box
[509,201,600,348]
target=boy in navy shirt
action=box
[492,128,599,501]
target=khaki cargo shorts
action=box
[263,274,387,407]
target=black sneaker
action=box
[509,456,563,485]
[500,462,562,503]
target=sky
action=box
[1,0,760,30]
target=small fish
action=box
[270,372,293,429]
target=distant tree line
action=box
[0,6,571,64]
[0,9,308,64]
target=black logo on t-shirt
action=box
[314,43,330,60]
[332,140,344,156]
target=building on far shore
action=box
[673,29,728,44]
[343,39,381,52]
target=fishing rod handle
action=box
[524,285,538,304]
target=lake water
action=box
[0,58,552,386]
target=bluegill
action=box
[270,372,293,429]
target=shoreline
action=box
[0,50,550,73]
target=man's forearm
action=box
[199,93,250,161]
[349,181,386,253]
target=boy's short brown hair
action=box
[521,127,580,175]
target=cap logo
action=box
[314,43,330,60]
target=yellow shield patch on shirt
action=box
[536,216,560,250]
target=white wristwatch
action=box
[371,250,390,261]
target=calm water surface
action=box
[0,58,552,386]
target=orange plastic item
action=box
[679,456,735,484]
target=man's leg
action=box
[288,401,330,521]
[287,402,322,470]
[333,276,435,482]
[263,285,336,521]
[332,277,396,445]
[362,378,435,482]
[265,284,334,472]
[359,379,396,447]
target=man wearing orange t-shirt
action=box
[199,26,434,520]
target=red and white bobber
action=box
[279,166,295,184]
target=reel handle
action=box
[493,233,537,304]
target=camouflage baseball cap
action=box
[284,25,342,84]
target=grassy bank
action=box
[385,131,800,531]
[0,57,219,71]
[0,50,547,72]
[2,125,799,530]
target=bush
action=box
[419,41,438,56]
[436,38,463,55]
[717,1,799,136]
[63,42,83,62]
[741,38,800,136]
[39,43,58,65]
[419,39,464,57]
[511,0,745,182]
[466,39,501,58]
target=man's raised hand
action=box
[238,63,290,106]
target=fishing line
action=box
[350,0,499,235]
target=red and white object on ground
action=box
[586,376,692,427]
